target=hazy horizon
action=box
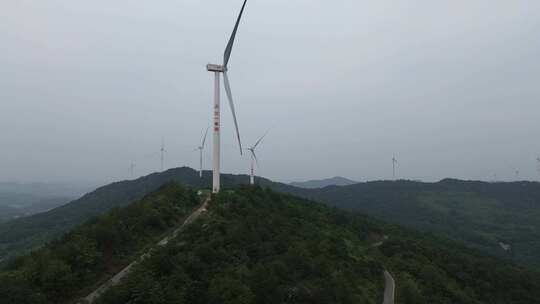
[2,166,539,187]
[2,1,540,183]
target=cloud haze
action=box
[1,0,539,183]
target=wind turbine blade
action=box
[253,131,268,149]
[201,126,210,148]
[223,0,248,67]
[251,149,259,167]
[223,71,243,155]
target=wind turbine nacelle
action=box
[207,64,226,72]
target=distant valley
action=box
[0,182,99,222]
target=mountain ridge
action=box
[289,176,358,188]
[2,167,540,271]
[2,184,540,303]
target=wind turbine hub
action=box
[207,64,226,72]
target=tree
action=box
[39,259,75,300]
[208,274,255,304]
[399,273,424,304]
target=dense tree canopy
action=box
[294,179,540,270]
[96,187,384,304]
[0,183,199,303]
[97,186,540,304]
[3,167,540,273]
[2,183,540,303]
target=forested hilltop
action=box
[2,167,540,272]
[0,168,211,263]
[0,183,200,303]
[295,179,540,270]
[3,183,537,303]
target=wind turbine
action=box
[206,0,248,193]
[129,162,136,178]
[536,157,540,179]
[194,127,210,178]
[160,138,166,171]
[392,155,398,179]
[246,132,267,185]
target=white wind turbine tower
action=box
[392,155,397,179]
[194,127,210,178]
[206,0,248,193]
[247,132,267,185]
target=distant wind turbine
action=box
[536,157,540,179]
[206,0,249,193]
[246,132,268,185]
[160,138,166,171]
[392,155,398,179]
[194,127,210,178]
[129,162,136,178]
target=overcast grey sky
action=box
[1,0,540,183]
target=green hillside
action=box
[2,167,540,272]
[2,184,539,303]
[0,167,295,263]
[0,183,200,303]
[297,179,540,269]
[0,168,214,262]
[93,187,540,303]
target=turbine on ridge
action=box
[160,138,166,171]
[537,156,540,179]
[129,162,136,178]
[194,127,210,178]
[246,132,268,185]
[206,0,249,193]
[392,155,398,179]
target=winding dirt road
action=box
[382,270,396,304]
[371,235,396,304]
[81,197,394,304]
[81,196,210,303]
